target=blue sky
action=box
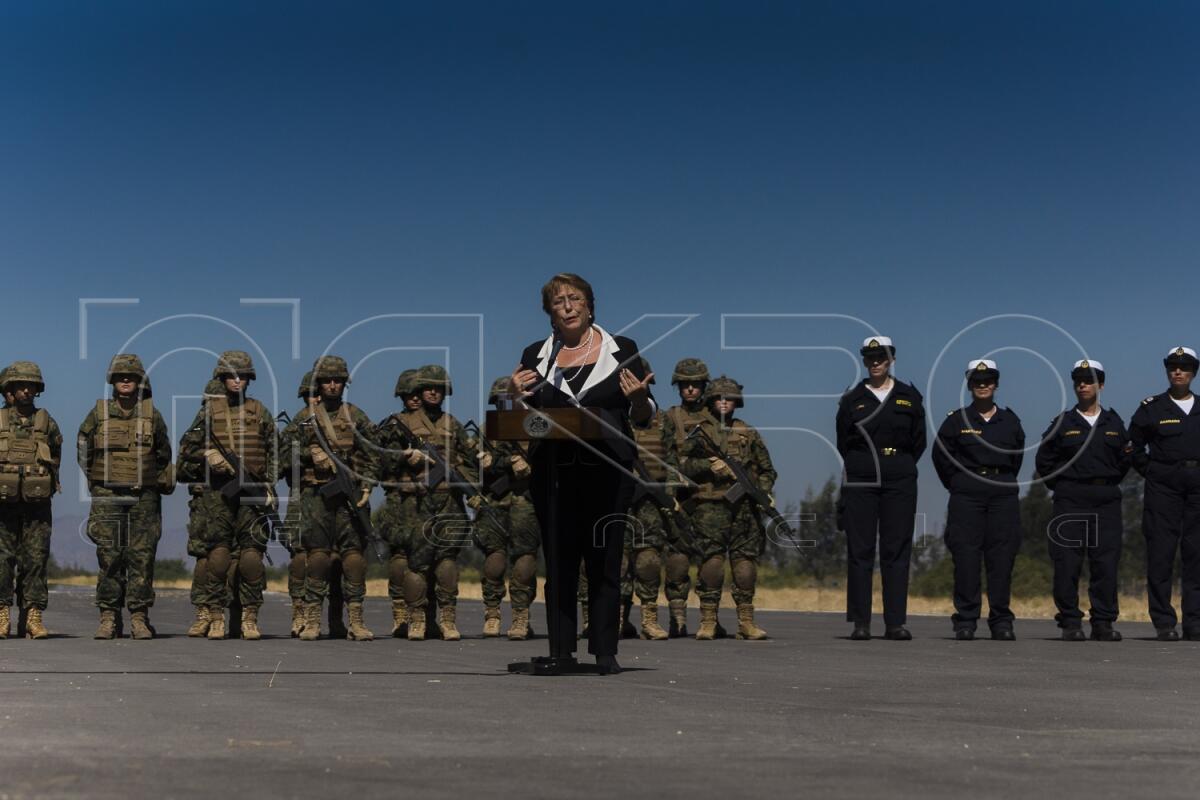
[1,1,1197,560]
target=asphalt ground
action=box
[1,586,1199,800]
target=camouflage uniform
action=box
[77,354,175,639]
[182,379,224,636]
[375,365,477,641]
[0,362,62,639]
[279,355,378,641]
[280,371,317,636]
[373,368,420,637]
[178,351,280,640]
[678,375,776,640]
[472,377,540,639]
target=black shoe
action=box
[1061,628,1086,642]
[955,629,975,641]
[1156,627,1180,642]
[991,628,1016,641]
[884,626,912,641]
[1183,629,1200,641]
[849,624,871,641]
[1090,623,1122,642]
[596,655,622,675]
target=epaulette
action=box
[1142,396,1157,405]
[946,409,956,417]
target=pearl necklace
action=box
[560,326,594,351]
[559,328,595,384]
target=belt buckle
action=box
[880,447,896,456]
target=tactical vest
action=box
[404,408,459,493]
[0,408,55,502]
[668,405,711,449]
[693,418,755,502]
[206,395,268,477]
[633,411,669,481]
[302,403,358,486]
[88,399,159,489]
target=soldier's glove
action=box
[708,456,734,480]
[265,485,279,513]
[510,454,531,479]
[309,444,332,472]
[355,486,372,508]
[673,498,684,514]
[466,495,484,510]
[477,450,494,470]
[404,448,432,467]
[204,448,235,476]
[767,493,776,508]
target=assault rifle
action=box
[310,431,387,563]
[630,459,699,551]
[685,425,795,541]
[462,419,512,498]
[207,433,280,565]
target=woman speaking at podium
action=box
[510,273,655,674]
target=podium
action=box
[491,406,613,675]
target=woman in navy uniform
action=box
[1128,346,1200,642]
[1034,360,1130,641]
[933,360,1025,640]
[835,336,926,641]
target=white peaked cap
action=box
[966,359,998,374]
[861,336,893,349]
[1072,360,1104,372]
[1166,346,1198,359]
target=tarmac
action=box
[1,585,1199,800]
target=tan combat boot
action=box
[390,599,409,638]
[207,607,226,640]
[437,605,461,641]
[0,606,9,639]
[346,602,374,641]
[507,607,532,640]
[482,607,502,638]
[130,611,154,640]
[639,603,669,640]
[407,607,427,641]
[94,609,118,639]
[298,603,322,641]
[187,605,211,638]
[668,599,688,638]
[241,606,262,640]
[695,602,719,640]
[290,598,305,638]
[25,608,49,640]
[736,603,769,640]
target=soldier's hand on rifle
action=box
[708,456,734,480]
[767,493,776,508]
[404,448,431,467]
[466,494,484,510]
[355,486,372,508]
[204,448,235,476]
[265,485,278,513]
[510,454,531,478]
[673,498,684,514]
[309,444,332,472]
[477,450,494,470]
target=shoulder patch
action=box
[1143,396,1156,404]
[946,410,956,417]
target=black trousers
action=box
[531,446,632,658]
[841,475,917,626]
[944,477,1020,630]
[1142,465,1200,631]
[1047,483,1123,627]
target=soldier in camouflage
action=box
[0,362,63,639]
[178,351,280,640]
[678,375,777,640]
[183,379,225,637]
[373,368,422,637]
[280,355,378,641]
[375,365,478,641]
[473,376,540,640]
[279,370,319,636]
[77,354,175,640]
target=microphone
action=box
[543,333,565,380]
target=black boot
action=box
[1061,627,1086,642]
[1156,627,1180,642]
[1090,621,1122,642]
[955,628,975,641]
[849,624,871,641]
[884,626,912,641]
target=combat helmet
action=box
[487,376,512,404]
[311,355,351,383]
[704,375,744,409]
[637,357,656,384]
[106,354,147,384]
[297,371,314,399]
[212,350,256,380]
[671,358,710,386]
[414,364,453,396]
[393,368,419,398]
[2,361,45,393]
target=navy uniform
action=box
[835,337,926,640]
[1128,346,1200,641]
[932,360,1025,640]
[1034,360,1129,641]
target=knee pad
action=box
[403,570,428,605]
[511,554,537,586]
[434,558,458,593]
[483,551,507,582]
[288,552,307,583]
[634,549,663,583]
[306,550,332,581]
[207,547,232,580]
[665,552,690,584]
[731,558,757,591]
[341,551,367,583]
[388,555,408,586]
[699,556,725,589]
[238,550,264,583]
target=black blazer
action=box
[518,325,654,466]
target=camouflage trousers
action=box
[473,494,541,610]
[86,487,162,612]
[619,497,694,604]
[193,489,271,608]
[296,487,367,605]
[0,502,52,610]
[389,491,468,609]
[690,499,764,606]
[375,491,415,601]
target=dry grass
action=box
[50,575,1152,621]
